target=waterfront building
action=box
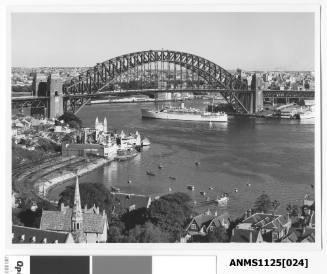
[12,225,74,244]
[95,116,108,141]
[40,176,108,243]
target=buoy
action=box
[146,170,155,176]
[168,187,172,192]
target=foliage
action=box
[206,227,229,242]
[37,138,61,152]
[14,199,57,228]
[148,192,192,242]
[58,183,114,219]
[58,112,82,129]
[191,226,229,243]
[120,207,149,230]
[253,193,272,213]
[127,222,169,243]
[12,143,45,168]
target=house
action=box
[302,196,315,228]
[39,176,108,243]
[230,228,264,243]
[300,227,315,243]
[185,213,214,236]
[185,212,231,237]
[111,192,151,213]
[231,212,291,243]
[206,212,231,232]
[12,225,74,244]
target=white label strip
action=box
[152,256,216,274]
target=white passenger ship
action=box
[141,102,228,122]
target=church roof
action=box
[40,208,106,234]
[12,225,72,244]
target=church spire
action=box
[103,117,107,133]
[71,175,83,232]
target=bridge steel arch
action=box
[63,50,251,113]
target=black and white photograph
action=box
[10,10,319,245]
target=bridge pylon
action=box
[49,74,64,119]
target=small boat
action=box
[246,183,251,187]
[200,191,206,196]
[209,186,214,190]
[158,164,163,169]
[127,180,132,184]
[142,138,151,146]
[169,176,176,180]
[146,170,155,176]
[217,193,229,205]
[234,188,238,193]
[187,185,195,191]
[195,161,200,166]
[168,187,172,192]
[111,186,121,193]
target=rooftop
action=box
[12,225,72,244]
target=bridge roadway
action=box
[11,89,315,101]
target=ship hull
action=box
[141,109,228,122]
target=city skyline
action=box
[11,12,315,71]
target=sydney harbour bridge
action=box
[11,50,315,118]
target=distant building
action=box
[231,212,291,243]
[12,225,74,244]
[61,142,105,157]
[40,176,108,243]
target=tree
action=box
[286,204,300,218]
[206,227,229,242]
[271,200,280,215]
[127,222,169,243]
[121,207,149,230]
[148,192,192,242]
[58,112,82,129]
[58,183,114,219]
[253,193,272,213]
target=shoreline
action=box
[34,157,113,201]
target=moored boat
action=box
[146,170,155,176]
[187,185,195,191]
[217,193,229,205]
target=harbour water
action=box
[48,100,315,218]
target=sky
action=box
[11,12,315,71]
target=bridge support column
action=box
[255,74,264,112]
[49,74,64,118]
[32,73,48,97]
